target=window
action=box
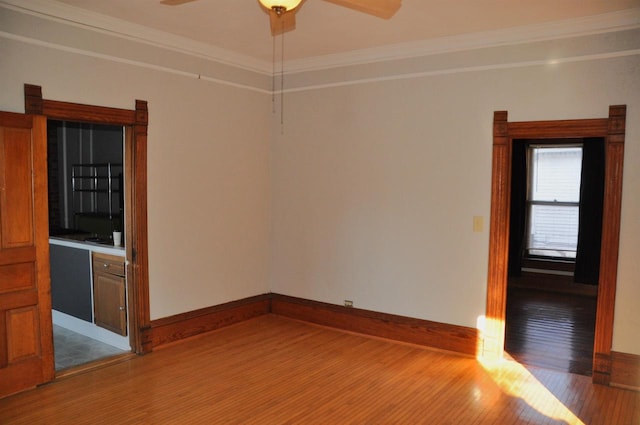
[526,145,582,259]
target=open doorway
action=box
[504,140,602,375]
[484,106,626,385]
[23,84,152,376]
[47,120,130,371]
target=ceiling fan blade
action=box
[160,0,198,5]
[270,9,296,36]
[323,0,401,19]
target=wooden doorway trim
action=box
[485,106,626,385]
[24,84,152,355]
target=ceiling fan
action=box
[160,0,402,36]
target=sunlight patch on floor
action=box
[476,316,584,424]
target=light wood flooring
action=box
[1,315,638,424]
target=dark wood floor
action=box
[505,284,597,376]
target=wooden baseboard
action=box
[611,351,640,391]
[592,352,612,386]
[148,293,479,356]
[148,294,271,348]
[270,294,479,356]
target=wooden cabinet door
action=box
[0,112,54,397]
[93,254,127,336]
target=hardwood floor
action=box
[505,285,597,376]
[1,315,638,424]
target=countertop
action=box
[49,236,125,257]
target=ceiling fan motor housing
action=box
[258,0,304,14]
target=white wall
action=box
[1,5,639,356]
[146,79,271,318]
[0,8,272,320]
[270,30,640,355]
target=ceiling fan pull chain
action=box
[272,33,276,114]
[281,17,285,133]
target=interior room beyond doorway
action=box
[504,138,604,376]
[47,120,130,371]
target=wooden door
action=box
[0,111,54,397]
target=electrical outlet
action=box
[344,300,354,308]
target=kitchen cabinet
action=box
[92,252,127,336]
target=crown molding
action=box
[281,49,640,94]
[0,29,272,95]
[2,0,639,76]
[285,8,640,73]
[0,0,273,74]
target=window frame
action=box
[524,143,583,260]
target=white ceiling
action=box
[26,0,640,66]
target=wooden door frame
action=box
[484,106,626,385]
[24,84,152,355]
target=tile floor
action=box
[53,325,128,371]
